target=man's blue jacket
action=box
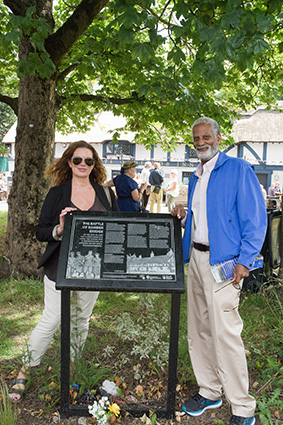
[183,151,267,269]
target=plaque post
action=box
[61,289,70,418]
[166,292,181,418]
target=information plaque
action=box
[56,211,185,293]
[57,210,185,420]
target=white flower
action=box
[88,396,114,425]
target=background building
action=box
[3,105,283,196]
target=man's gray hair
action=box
[145,161,152,168]
[192,117,220,137]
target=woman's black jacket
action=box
[36,179,119,270]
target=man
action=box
[274,181,281,193]
[149,162,164,213]
[172,117,267,425]
[140,161,152,212]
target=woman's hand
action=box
[56,207,77,237]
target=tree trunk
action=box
[4,74,58,277]
[3,37,59,277]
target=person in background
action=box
[149,162,164,213]
[108,161,140,212]
[267,183,276,196]
[260,184,267,201]
[134,172,142,189]
[274,181,281,193]
[172,117,267,425]
[165,169,179,212]
[140,161,153,212]
[0,175,8,200]
[9,141,119,402]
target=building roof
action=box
[3,111,136,145]
[232,103,283,143]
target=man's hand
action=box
[231,263,249,285]
[171,204,186,220]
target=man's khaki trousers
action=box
[149,186,163,213]
[187,248,256,417]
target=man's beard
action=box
[196,143,219,163]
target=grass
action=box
[0,210,282,424]
[0,278,43,359]
[0,380,17,425]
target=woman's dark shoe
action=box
[8,378,27,402]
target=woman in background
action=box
[108,161,141,212]
[165,170,179,212]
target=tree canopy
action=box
[1,0,283,148]
[0,0,283,276]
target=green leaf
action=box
[118,26,135,45]
[138,85,151,97]
[150,412,157,424]
[267,0,283,13]
[167,48,186,64]
[17,59,36,77]
[132,43,155,62]
[148,28,159,48]
[256,13,275,33]
[227,33,245,50]
[39,52,56,78]
[210,36,225,54]
[221,10,243,29]
[251,38,271,56]
[4,28,21,43]
[28,52,42,67]
[30,39,45,52]
[118,7,141,29]
[199,26,218,43]
[37,18,53,38]
[116,388,124,398]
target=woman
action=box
[9,141,119,402]
[108,161,141,212]
[165,170,179,212]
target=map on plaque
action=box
[56,211,185,293]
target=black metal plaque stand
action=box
[60,289,181,419]
[57,211,185,419]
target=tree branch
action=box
[45,0,110,67]
[4,0,55,28]
[3,0,29,16]
[63,93,145,105]
[137,1,178,29]
[0,95,18,115]
[57,62,81,82]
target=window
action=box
[182,171,193,184]
[103,140,135,158]
[185,145,198,159]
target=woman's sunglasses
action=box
[72,157,94,166]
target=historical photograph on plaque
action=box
[57,211,185,293]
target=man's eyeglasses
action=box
[72,157,94,166]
